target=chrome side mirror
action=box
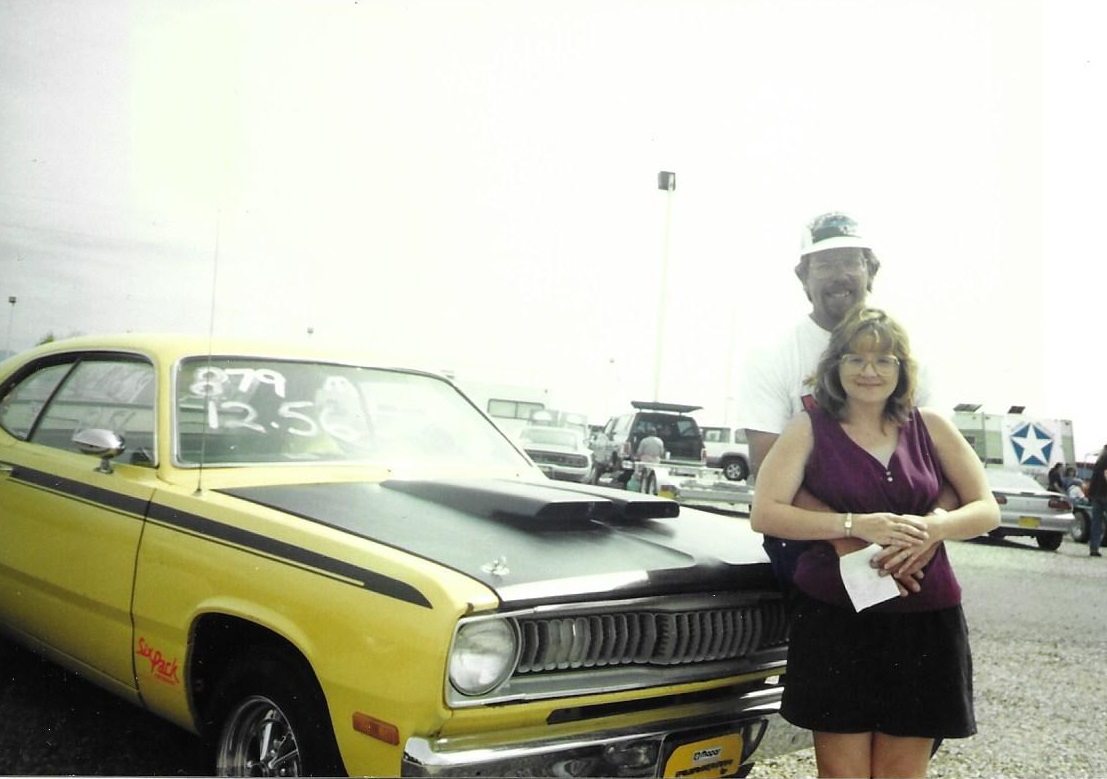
[72,428,126,474]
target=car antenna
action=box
[195,213,221,496]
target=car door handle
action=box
[0,462,14,474]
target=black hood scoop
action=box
[383,478,680,527]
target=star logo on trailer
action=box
[1008,422,1055,467]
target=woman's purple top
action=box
[792,406,962,612]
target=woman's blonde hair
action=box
[810,304,918,424]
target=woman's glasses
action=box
[839,354,901,375]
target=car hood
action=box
[220,477,775,607]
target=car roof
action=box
[7,333,445,379]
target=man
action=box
[1085,446,1106,557]
[734,211,937,589]
[636,432,665,463]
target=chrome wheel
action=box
[217,695,301,777]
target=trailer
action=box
[952,405,1075,483]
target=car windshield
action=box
[520,428,580,448]
[175,357,528,470]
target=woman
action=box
[750,305,999,778]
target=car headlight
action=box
[448,618,518,696]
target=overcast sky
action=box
[2,0,1105,455]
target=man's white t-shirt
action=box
[733,315,934,440]
[636,435,665,463]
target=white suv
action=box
[700,426,751,482]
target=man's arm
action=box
[746,426,929,594]
[745,430,776,482]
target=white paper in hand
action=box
[839,543,901,611]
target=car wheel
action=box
[1071,510,1089,543]
[208,645,343,777]
[721,457,749,482]
[1036,532,1064,552]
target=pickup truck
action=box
[590,403,756,513]
[588,401,708,491]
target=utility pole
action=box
[653,171,676,402]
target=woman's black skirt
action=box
[781,592,976,739]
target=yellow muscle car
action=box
[0,334,806,777]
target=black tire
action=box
[206,644,344,777]
[1036,532,1064,551]
[721,457,749,482]
[1072,510,1089,543]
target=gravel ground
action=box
[0,535,1103,776]
[751,536,1107,778]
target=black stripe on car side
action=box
[10,465,432,610]
[144,502,432,609]
[13,465,152,516]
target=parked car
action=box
[0,335,805,777]
[589,401,707,485]
[700,426,751,482]
[983,468,1076,551]
[516,424,592,482]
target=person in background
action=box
[734,211,944,592]
[635,432,665,463]
[750,305,999,778]
[1084,445,1107,557]
[1047,462,1064,493]
[1062,465,1084,493]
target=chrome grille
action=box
[525,449,590,468]
[515,601,788,674]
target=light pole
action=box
[5,296,16,357]
[653,171,676,402]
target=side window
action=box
[0,362,73,440]
[30,358,156,465]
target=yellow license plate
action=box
[1018,516,1041,528]
[662,732,744,778]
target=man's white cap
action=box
[800,211,872,256]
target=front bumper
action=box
[400,687,811,777]
[537,463,593,482]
